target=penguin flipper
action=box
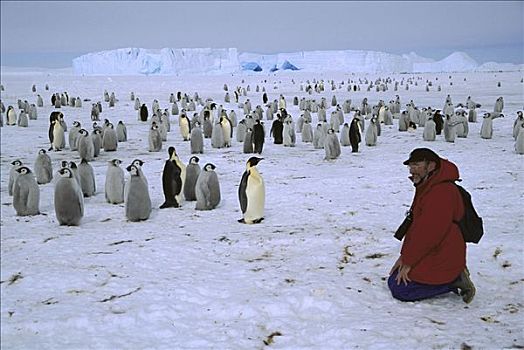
[238,171,249,213]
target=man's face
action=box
[408,161,432,185]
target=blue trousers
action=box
[388,271,458,302]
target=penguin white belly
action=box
[244,173,265,223]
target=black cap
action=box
[403,148,440,165]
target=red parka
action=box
[401,158,466,285]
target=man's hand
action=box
[395,264,412,286]
[389,257,402,275]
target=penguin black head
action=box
[189,156,199,164]
[79,128,88,136]
[126,164,138,174]
[204,163,216,171]
[58,168,73,177]
[110,159,122,166]
[132,159,144,168]
[38,149,47,155]
[168,146,176,158]
[11,159,22,166]
[16,166,31,175]
[60,160,69,168]
[73,121,81,127]
[247,157,263,168]
[69,161,78,169]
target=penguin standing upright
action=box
[190,121,204,154]
[183,156,201,201]
[149,122,162,152]
[238,157,265,224]
[270,117,284,144]
[220,116,233,147]
[17,111,29,127]
[349,117,361,153]
[243,128,254,153]
[515,124,524,155]
[139,104,148,122]
[54,168,84,226]
[480,112,504,139]
[102,123,118,151]
[105,159,125,204]
[33,149,53,184]
[313,124,326,149]
[179,114,191,141]
[116,121,127,142]
[283,120,296,147]
[12,167,40,216]
[236,120,247,142]
[512,111,524,140]
[91,129,102,157]
[211,121,225,148]
[78,158,96,197]
[423,118,437,141]
[51,119,65,151]
[433,110,444,135]
[9,160,23,196]
[69,161,82,186]
[7,106,17,125]
[253,120,265,154]
[365,117,378,146]
[69,121,81,151]
[125,164,152,221]
[195,163,221,210]
[159,147,185,208]
[324,129,342,159]
[398,111,410,132]
[77,129,95,161]
[340,123,350,146]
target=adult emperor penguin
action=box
[12,166,40,216]
[349,117,361,153]
[69,121,81,151]
[78,158,96,197]
[270,116,284,144]
[238,157,265,224]
[125,164,152,221]
[9,160,23,196]
[105,159,125,204]
[324,128,342,159]
[34,149,53,184]
[195,163,221,210]
[77,129,95,161]
[183,156,201,201]
[54,167,84,226]
[6,106,17,125]
[512,111,524,140]
[116,121,127,142]
[139,104,148,122]
[220,116,233,147]
[102,122,118,152]
[253,119,265,154]
[159,146,186,208]
[51,119,65,151]
[179,113,191,141]
[190,121,204,154]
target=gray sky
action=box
[1,1,522,67]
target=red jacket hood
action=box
[418,158,460,191]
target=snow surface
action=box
[1,68,523,349]
[72,48,524,76]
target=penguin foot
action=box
[159,202,179,209]
[252,218,264,224]
[237,218,245,223]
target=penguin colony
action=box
[0,76,521,226]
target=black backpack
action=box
[454,184,484,244]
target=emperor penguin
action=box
[229,110,238,127]
[195,163,221,210]
[9,160,23,196]
[105,159,125,204]
[130,159,148,186]
[220,116,233,147]
[183,156,201,201]
[116,121,127,142]
[69,121,81,151]
[52,119,65,151]
[77,129,95,161]
[444,115,460,142]
[313,123,326,149]
[139,104,148,122]
[253,119,265,154]
[455,111,469,138]
[349,117,361,153]
[340,123,351,146]
[12,166,40,216]
[324,128,342,159]
[37,94,44,107]
[159,146,186,208]
[69,161,82,186]
[203,114,213,138]
[54,168,84,226]
[283,120,296,147]
[179,114,191,141]
[481,112,504,139]
[190,121,204,154]
[34,149,53,184]
[238,157,265,224]
[149,122,163,152]
[7,106,17,125]
[270,117,284,144]
[211,121,225,148]
[302,120,314,143]
[515,124,524,155]
[494,97,504,114]
[243,128,254,153]
[125,164,152,222]
[365,117,378,146]
[91,128,102,157]
[512,111,524,140]
[398,111,410,132]
[423,118,437,141]
[102,123,118,152]
[18,111,29,127]
[78,158,96,197]
[236,119,247,143]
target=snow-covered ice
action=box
[0,67,523,349]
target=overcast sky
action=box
[1,1,522,67]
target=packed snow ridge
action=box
[72,48,523,75]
